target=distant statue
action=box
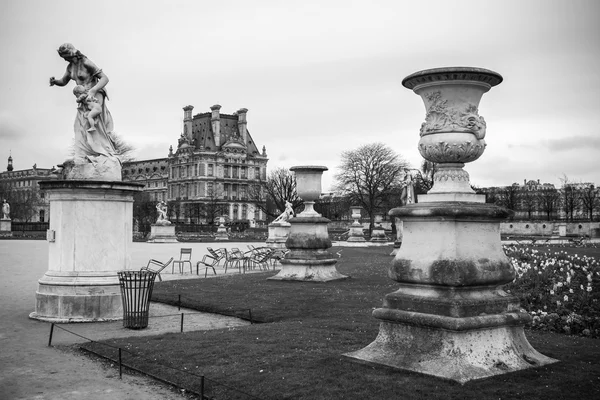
[401,170,415,205]
[273,201,294,223]
[49,43,126,180]
[155,201,170,225]
[2,199,10,219]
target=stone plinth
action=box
[266,222,291,249]
[370,225,387,243]
[345,202,557,382]
[0,219,12,237]
[148,224,178,243]
[215,224,229,241]
[347,224,366,243]
[268,216,348,282]
[30,180,142,322]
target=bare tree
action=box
[580,184,598,221]
[560,175,581,222]
[415,160,437,193]
[249,167,303,220]
[539,187,560,221]
[334,143,408,234]
[520,190,538,220]
[498,184,520,214]
[132,192,157,232]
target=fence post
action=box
[180,313,184,333]
[248,309,253,324]
[178,294,181,311]
[48,323,55,347]
[118,348,122,379]
[200,375,205,399]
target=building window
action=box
[255,167,260,180]
[39,209,45,222]
[241,167,247,179]
[208,164,214,177]
[242,204,248,219]
[207,182,214,196]
[233,166,239,179]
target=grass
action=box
[81,246,600,399]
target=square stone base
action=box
[148,224,178,243]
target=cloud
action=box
[543,136,600,152]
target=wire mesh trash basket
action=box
[117,270,157,329]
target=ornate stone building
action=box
[122,105,268,225]
[0,155,58,222]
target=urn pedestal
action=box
[215,217,229,241]
[269,166,348,282]
[30,180,142,322]
[345,67,556,383]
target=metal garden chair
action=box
[172,248,193,274]
[140,257,174,282]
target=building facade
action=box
[122,105,268,225]
[0,155,58,222]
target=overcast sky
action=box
[1,0,599,191]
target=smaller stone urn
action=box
[269,166,348,282]
[347,206,366,243]
[215,216,229,241]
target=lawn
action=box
[81,246,600,399]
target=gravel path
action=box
[0,240,261,400]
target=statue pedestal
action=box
[30,181,142,322]
[0,219,12,237]
[148,224,178,243]
[345,202,557,382]
[269,216,348,282]
[266,222,291,249]
[215,224,229,241]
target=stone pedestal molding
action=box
[0,219,12,237]
[30,180,142,322]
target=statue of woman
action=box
[49,43,122,179]
[273,200,294,223]
[2,199,10,219]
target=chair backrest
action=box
[180,248,192,260]
[160,257,174,271]
[208,247,224,259]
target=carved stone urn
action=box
[347,206,366,243]
[402,67,503,202]
[292,166,327,217]
[345,67,556,383]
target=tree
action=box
[539,187,560,221]
[498,184,520,214]
[560,175,581,222]
[132,192,157,232]
[334,143,408,234]
[0,182,41,222]
[414,160,437,194]
[520,190,538,220]
[580,184,598,221]
[249,167,303,220]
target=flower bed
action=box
[505,245,600,338]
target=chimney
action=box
[237,108,248,144]
[524,179,526,185]
[211,104,221,147]
[183,105,194,141]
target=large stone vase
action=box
[345,67,556,383]
[269,166,348,282]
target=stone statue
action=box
[155,201,170,225]
[2,199,10,219]
[401,170,415,205]
[49,43,124,180]
[273,200,294,223]
[73,85,102,132]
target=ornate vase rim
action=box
[402,67,503,90]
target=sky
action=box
[1,0,599,191]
